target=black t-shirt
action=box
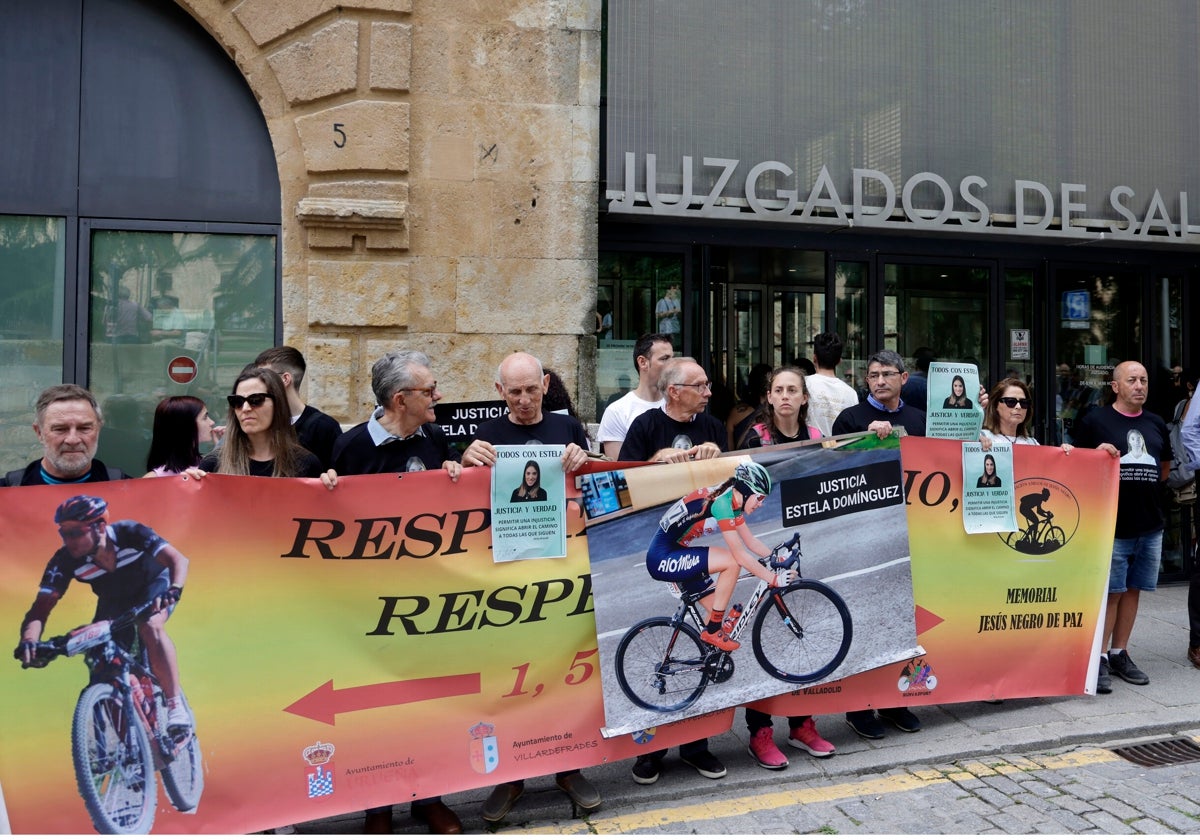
[619,409,727,461]
[1072,405,1171,537]
[198,450,324,478]
[471,412,588,448]
[832,402,927,437]
[332,422,458,475]
[294,405,343,470]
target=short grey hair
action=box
[35,384,102,427]
[372,350,432,405]
[658,356,700,395]
[867,350,906,374]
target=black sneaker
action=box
[845,709,885,739]
[631,754,661,785]
[1107,650,1149,685]
[1096,655,1112,694]
[680,750,727,779]
[877,706,921,733]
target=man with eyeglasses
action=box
[620,357,726,464]
[618,356,731,786]
[832,349,925,740]
[254,346,344,470]
[330,349,462,482]
[460,351,600,824]
[0,384,128,487]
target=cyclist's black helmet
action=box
[732,461,771,497]
[54,495,108,525]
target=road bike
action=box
[614,532,852,713]
[1016,510,1065,553]
[19,600,204,834]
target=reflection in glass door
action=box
[1052,268,1141,445]
[87,227,277,476]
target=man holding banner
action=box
[832,349,925,739]
[1073,360,1171,692]
[461,351,599,823]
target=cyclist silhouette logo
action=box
[1002,478,1080,556]
[897,657,937,693]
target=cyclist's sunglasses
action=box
[227,392,271,410]
[997,397,1031,408]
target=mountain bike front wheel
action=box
[614,617,710,712]
[752,580,852,684]
[72,682,157,834]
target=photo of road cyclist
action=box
[14,495,193,734]
[645,461,795,651]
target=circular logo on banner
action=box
[167,356,198,385]
[999,477,1080,557]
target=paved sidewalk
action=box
[300,584,1200,834]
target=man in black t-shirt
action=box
[1073,360,1171,693]
[619,357,725,462]
[460,352,599,823]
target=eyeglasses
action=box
[997,397,1031,409]
[676,381,712,392]
[401,383,438,399]
[58,525,95,539]
[865,370,901,381]
[227,392,271,410]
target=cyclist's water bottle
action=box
[722,603,743,635]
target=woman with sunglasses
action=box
[195,367,330,479]
[979,377,1071,453]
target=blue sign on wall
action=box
[1062,290,1091,321]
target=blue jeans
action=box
[1108,530,1162,593]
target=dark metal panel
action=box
[0,1,83,215]
[78,0,281,223]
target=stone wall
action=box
[177,0,600,422]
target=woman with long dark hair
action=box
[144,396,217,477]
[976,453,1001,487]
[942,374,974,409]
[738,367,820,449]
[510,459,547,502]
[195,367,327,478]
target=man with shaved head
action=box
[1074,360,1172,693]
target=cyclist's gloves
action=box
[13,641,38,666]
[773,569,798,588]
[163,586,183,607]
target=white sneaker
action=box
[166,699,191,731]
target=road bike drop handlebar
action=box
[763,532,803,571]
[15,599,163,670]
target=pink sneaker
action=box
[747,727,788,770]
[788,717,835,757]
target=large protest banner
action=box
[587,441,922,737]
[750,436,1118,717]
[0,471,724,835]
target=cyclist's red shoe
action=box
[700,627,739,651]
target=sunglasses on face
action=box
[998,397,1031,408]
[227,392,271,410]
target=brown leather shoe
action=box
[481,781,524,823]
[555,771,601,810]
[411,799,462,835]
[1188,646,1200,669]
[363,809,392,834]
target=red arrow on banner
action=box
[284,673,482,725]
[914,604,944,636]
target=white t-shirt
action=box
[598,391,664,446]
[806,373,860,437]
[979,428,1038,446]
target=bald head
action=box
[495,352,548,425]
[1111,360,1148,413]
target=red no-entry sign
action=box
[167,355,198,384]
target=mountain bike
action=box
[19,600,204,834]
[1016,510,1065,553]
[614,532,852,713]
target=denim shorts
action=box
[1109,530,1163,593]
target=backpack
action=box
[1167,398,1196,501]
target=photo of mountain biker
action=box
[645,461,792,651]
[15,494,192,732]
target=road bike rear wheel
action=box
[160,694,204,813]
[752,580,852,684]
[72,682,157,834]
[614,617,709,712]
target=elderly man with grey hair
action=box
[619,356,726,463]
[1,384,128,486]
[330,349,461,480]
[832,349,926,439]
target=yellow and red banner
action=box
[0,470,723,834]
